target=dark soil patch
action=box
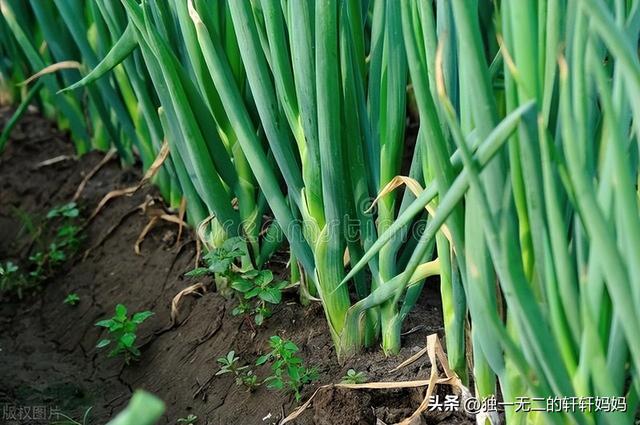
[0,108,472,424]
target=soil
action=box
[0,108,472,425]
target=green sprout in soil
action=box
[28,251,46,281]
[64,292,80,306]
[1,202,84,300]
[215,342,318,396]
[29,206,83,279]
[340,369,367,385]
[48,242,67,265]
[216,350,260,392]
[186,237,246,277]
[187,237,287,326]
[237,370,260,392]
[95,304,153,365]
[56,223,82,251]
[257,336,318,401]
[47,202,80,219]
[230,270,288,325]
[176,414,198,425]
[0,261,19,280]
[0,261,28,299]
[216,350,247,376]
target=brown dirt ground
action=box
[0,108,472,425]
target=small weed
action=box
[216,350,260,392]
[47,202,80,219]
[95,304,153,365]
[176,414,198,425]
[238,370,260,391]
[340,369,367,384]
[186,237,246,277]
[0,261,19,279]
[231,298,252,317]
[48,242,67,265]
[56,223,82,250]
[1,202,84,300]
[230,270,288,325]
[0,261,28,299]
[187,237,287,326]
[215,339,317,399]
[257,336,318,401]
[64,292,80,306]
[47,203,83,257]
[216,350,248,376]
[28,251,46,280]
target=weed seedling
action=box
[231,299,252,317]
[257,336,318,401]
[216,350,248,376]
[0,261,28,299]
[28,251,46,281]
[238,370,260,392]
[56,223,82,250]
[47,202,80,219]
[0,261,18,281]
[1,203,85,300]
[45,203,83,265]
[340,369,367,384]
[64,292,80,306]
[187,237,287,326]
[176,414,198,425]
[216,350,261,392]
[48,242,67,265]
[230,270,288,325]
[47,203,83,259]
[95,304,153,365]
[186,236,247,277]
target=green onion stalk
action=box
[4,6,640,417]
[2,0,441,358]
[134,1,430,354]
[348,0,640,423]
[1,0,92,154]
[399,0,468,380]
[0,9,28,104]
[195,0,441,356]
[8,0,282,268]
[109,0,288,270]
[0,0,177,200]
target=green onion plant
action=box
[2,2,640,423]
